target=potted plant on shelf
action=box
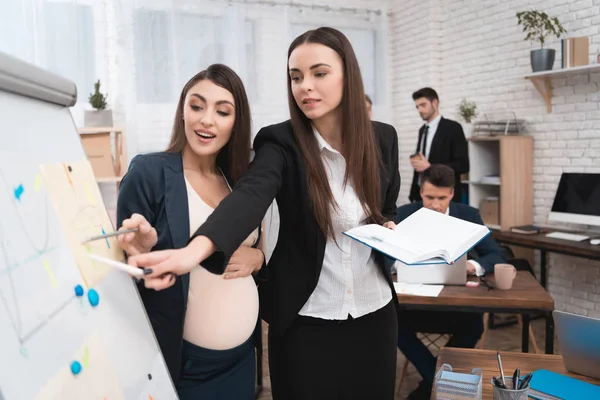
[458,99,477,138]
[516,10,566,72]
[84,79,113,127]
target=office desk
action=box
[434,348,600,400]
[397,272,555,353]
[491,230,600,288]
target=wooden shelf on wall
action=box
[524,63,600,113]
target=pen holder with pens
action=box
[433,363,483,400]
[491,377,528,400]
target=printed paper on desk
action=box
[393,283,444,297]
[343,207,490,265]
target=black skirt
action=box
[268,300,398,400]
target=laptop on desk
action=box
[553,310,600,379]
[395,255,467,285]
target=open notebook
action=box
[343,207,490,265]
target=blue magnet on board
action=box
[70,361,82,375]
[87,289,99,307]
[14,184,24,201]
[74,284,84,297]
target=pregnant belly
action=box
[183,267,259,350]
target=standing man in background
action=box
[409,87,468,203]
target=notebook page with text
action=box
[343,224,430,264]
[344,219,459,264]
[344,208,491,264]
[395,208,490,262]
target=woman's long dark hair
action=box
[166,64,252,183]
[287,27,383,238]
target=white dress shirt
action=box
[423,114,442,160]
[298,128,392,320]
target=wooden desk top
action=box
[434,348,600,400]
[396,271,554,312]
[492,230,600,260]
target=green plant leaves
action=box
[516,10,566,49]
[458,99,477,124]
[88,79,108,110]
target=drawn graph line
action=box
[0,245,59,277]
[71,205,109,231]
[0,217,21,342]
[70,205,113,252]
[0,167,71,345]
[19,294,76,344]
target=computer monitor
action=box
[548,173,600,227]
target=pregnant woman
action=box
[116,64,264,399]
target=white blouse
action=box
[298,129,392,320]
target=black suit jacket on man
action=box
[395,202,505,273]
[116,152,264,382]
[194,120,401,334]
[410,117,469,203]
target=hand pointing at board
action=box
[128,235,216,290]
[118,213,158,256]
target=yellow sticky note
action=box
[82,347,89,369]
[34,173,42,192]
[83,182,94,205]
[43,259,57,288]
[85,244,96,269]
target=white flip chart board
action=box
[0,52,177,400]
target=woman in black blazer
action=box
[132,28,401,399]
[116,64,265,399]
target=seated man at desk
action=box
[395,164,506,400]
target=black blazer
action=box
[194,120,401,334]
[396,202,505,274]
[116,151,263,382]
[410,117,469,203]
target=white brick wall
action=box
[388,0,443,204]
[389,0,600,316]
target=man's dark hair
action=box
[365,94,372,106]
[412,87,439,103]
[421,164,455,188]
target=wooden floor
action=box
[256,315,559,400]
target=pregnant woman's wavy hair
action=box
[166,64,252,183]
